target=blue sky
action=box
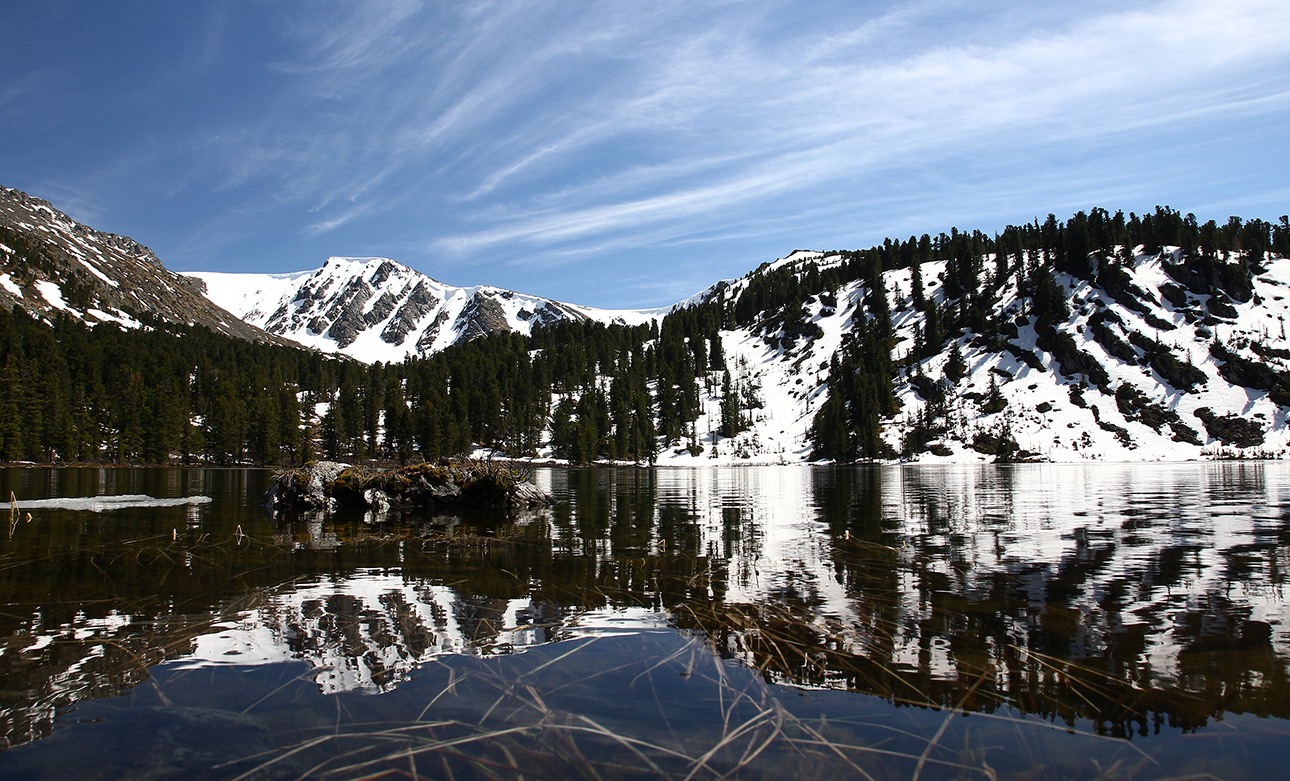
[2,1,1288,308]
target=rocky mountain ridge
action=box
[186,258,664,363]
[0,186,282,344]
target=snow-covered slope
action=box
[639,247,1290,464]
[190,244,1290,465]
[885,250,1290,461]
[0,186,279,344]
[186,257,665,363]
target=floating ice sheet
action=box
[13,494,213,511]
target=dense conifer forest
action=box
[2,207,1287,466]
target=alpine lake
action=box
[0,462,1287,780]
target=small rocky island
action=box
[264,460,553,515]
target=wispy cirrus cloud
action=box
[5,0,1288,306]
[274,0,427,77]
[422,0,1290,266]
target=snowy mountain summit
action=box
[187,257,661,363]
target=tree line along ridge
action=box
[1,206,1287,465]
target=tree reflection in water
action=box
[0,463,1287,777]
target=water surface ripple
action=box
[0,462,1285,779]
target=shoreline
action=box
[3,453,1285,471]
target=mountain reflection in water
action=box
[0,463,1287,778]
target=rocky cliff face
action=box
[0,186,280,344]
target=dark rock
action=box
[1114,384,1201,444]
[1148,351,1207,393]
[1169,421,1204,446]
[1164,254,1253,303]
[1098,307,1125,326]
[1252,341,1290,361]
[415,309,452,353]
[529,301,586,329]
[322,277,373,347]
[971,431,1020,461]
[1206,294,1238,320]
[1088,315,1138,364]
[1142,312,1177,332]
[1209,343,1278,390]
[1194,407,1265,448]
[370,259,398,286]
[363,291,400,328]
[1096,418,1137,449]
[1127,330,1206,392]
[1038,328,1110,390]
[1158,283,1189,309]
[1271,379,1290,408]
[454,291,511,342]
[381,282,439,345]
[909,373,937,401]
[1004,343,1045,371]
[1097,264,1151,315]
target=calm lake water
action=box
[0,463,1286,779]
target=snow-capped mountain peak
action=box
[186,256,662,363]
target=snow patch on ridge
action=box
[34,280,69,311]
